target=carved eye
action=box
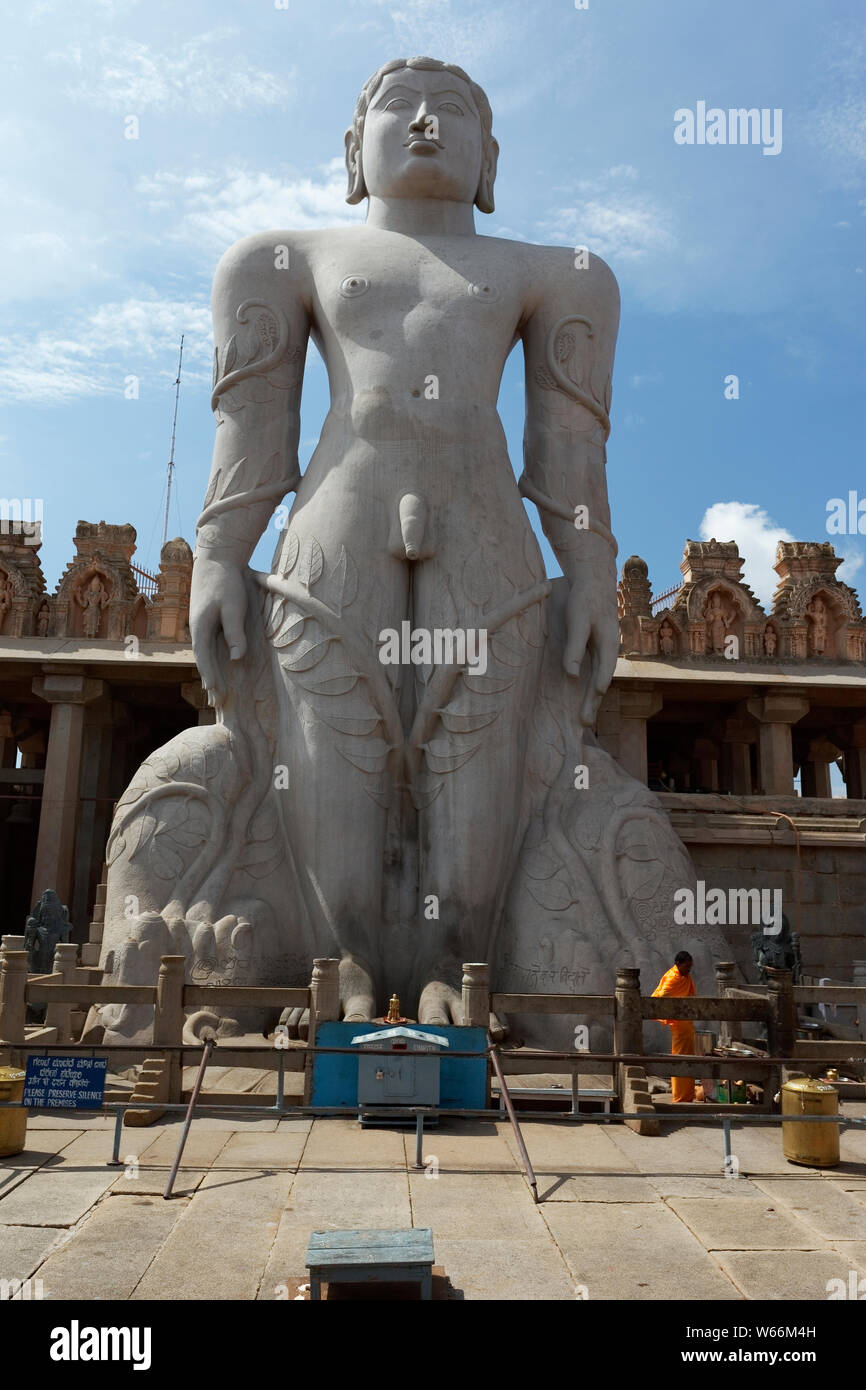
[341,275,370,298]
[439,101,463,115]
[383,97,411,112]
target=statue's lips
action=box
[403,137,442,154]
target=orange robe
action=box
[652,965,697,1102]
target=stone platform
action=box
[1,1107,865,1300]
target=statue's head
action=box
[345,56,499,214]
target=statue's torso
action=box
[279,227,544,551]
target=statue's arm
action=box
[192,233,311,704]
[520,250,620,725]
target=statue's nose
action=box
[408,103,431,133]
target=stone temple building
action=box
[1,521,864,983]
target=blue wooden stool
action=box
[305,1228,435,1300]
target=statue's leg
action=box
[261,526,409,1020]
[408,542,546,1024]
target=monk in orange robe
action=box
[652,952,696,1102]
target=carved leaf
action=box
[337,738,391,774]
[523,846,562,880]
[279,636,333,671]
[151,841,185,880]
[462,551,493,610]
[299,536,324,591]
[331,545,359,615]
[489,631,531,668]
[437,708,500,734]
[221,457,248,497]
[424,739,482,774]
[462,672,515,695]
[410,781,443,810]
[223,335,238,376]
[363,778,393,810]
[517,608,545,647]
[272,613,307,649]
[263,597,284,639]
[298,673,359,696]
[202,469,220,510]
[320,713,381,737]
[526,876,575,912]
[238,845,285,879]
[281,532,299,577]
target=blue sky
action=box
[2,0,865,607]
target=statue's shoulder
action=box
[212,230,324,290]
[518,241,619,316]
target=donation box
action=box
[351,1027,449,1108]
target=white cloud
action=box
[136,160,361,249]
[0,295,211,406]
[698,501,794,608]
[699,501,866,609]
[351,0,520,72]
[537,166,676,264]
[48,29,291,115]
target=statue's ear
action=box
[475,136,499,215]
[344,127,366,205]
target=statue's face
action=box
[360,68,484,204]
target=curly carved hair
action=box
[345,56,497,213]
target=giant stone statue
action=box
[95,57,724,1047]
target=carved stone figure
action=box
[704,590,733,654]
[751,913,801,985]
[36,601,50,637]
[24,889,72,975]
[658,619,675,655]
[76,575,109,639]
[763,624,777,656]
[806,595,828,656]
[95,56,724,1044]
[0,570,12,632]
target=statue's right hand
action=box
[189,557,248,707]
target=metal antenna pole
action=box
[162,335,184,550]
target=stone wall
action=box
[663,793,866,982]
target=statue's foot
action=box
[339,955,376,1022]
[417,980,462,1026]
[418,980,508,1039]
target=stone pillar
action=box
[309,957,340,1028]
[45,941,77,1043]
[0,935,26,958]
[853,961,866,1041]
[714,960,741,1044]
[153,955,186,1103]
[765,967,796,1059]
[693,737,720,792]
[617,690,663,785]
[71,705,115,937]
[0,950,28,1063]
[182,680,216,727]
[305,957,339,1103]
[31,671,104,906]
[841,723,866,800]
[614,966,643,1101]
[801,736,840,800]
[461,962,489,1027]
[746,694,809,796]
[722,719,756,795]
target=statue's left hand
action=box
[563,549,619,728]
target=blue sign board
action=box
[23,1055,107,1109]
[312,1022,488,1109]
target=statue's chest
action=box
[315,253,517,343]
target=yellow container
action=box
[782,1076,839,1168]
[0,1067,27,1157]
